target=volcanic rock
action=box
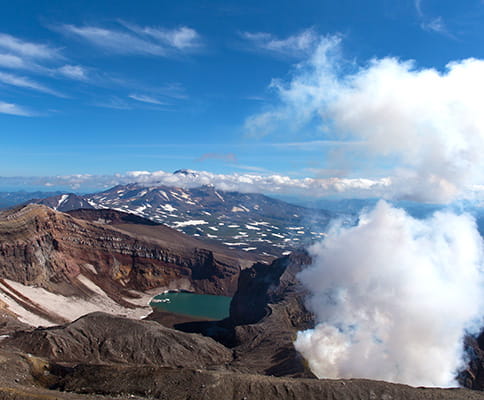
[176,252,315,378]
[5,312,232,368]
[460,331,484,390]
[40,364,484,400]
[228,252,314,377]
[0,204,260,325]
[31,193,94,212]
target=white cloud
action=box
[62,25,167,56]
[0,71,63,96]
[0,169,390,198]
[0,53,27,69]
[128,94,166,105]
[0,101,33,116]
[241,29,319,57]
[92,96,132,110]
[420,17,448,34]
[414,0,423,17]
[0,32,91,85]
[157,83,188,99]
[5,168,484,202]
[245,35,484,203]
[414,1,451,36]
[61,23,202,56]
[0,33,60,60]
[125,24,202,50]
[244,110,285,137]
[160,26,200,49]
[57,64,88,80]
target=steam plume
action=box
[254,35,484,386]
[295,201,484,386]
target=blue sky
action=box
[2,0,484,198]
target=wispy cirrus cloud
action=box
[415,0,424,17]
[420,16,448,34]
[59,23,202,57]
[0,33,61,60]
[0,71,64,97]
[240,29,319,58]
[0,101,33,116]
[156,82,188,100]
[128,93,167,105]
[121,22,202,50]
[414,0,452,36]
[91,96,132,110]
[0,32,91,85]
[56,64,88,81]
[0,53,28,69]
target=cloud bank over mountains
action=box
[3,168,484,203]
[0,169,390,198]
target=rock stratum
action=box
[0,204,261,326]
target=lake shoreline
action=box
[150,292,232,320]
[143,309,216,329]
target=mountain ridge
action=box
[20,183,331,257]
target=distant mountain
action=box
[31,192,95,212]
[24,184,331,257]
[0,190,63,209]
[85,184,331,257]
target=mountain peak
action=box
[173,169,198,177]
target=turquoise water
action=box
[150,292,232,320]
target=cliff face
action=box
[0,205,247,315]
[174,252,315,378]
[460,331,484,390]
[227,252,315,377]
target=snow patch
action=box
[161,204,177,212]
[173,220,208,228]
[56,194,69,210]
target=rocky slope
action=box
[460,331,484,390]
[32,193,94,212]
[228,252,315,377]
[0,204,260,325]
[5,312,231,368]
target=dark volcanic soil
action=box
[0,353,481,400]
[4,312,232,368]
